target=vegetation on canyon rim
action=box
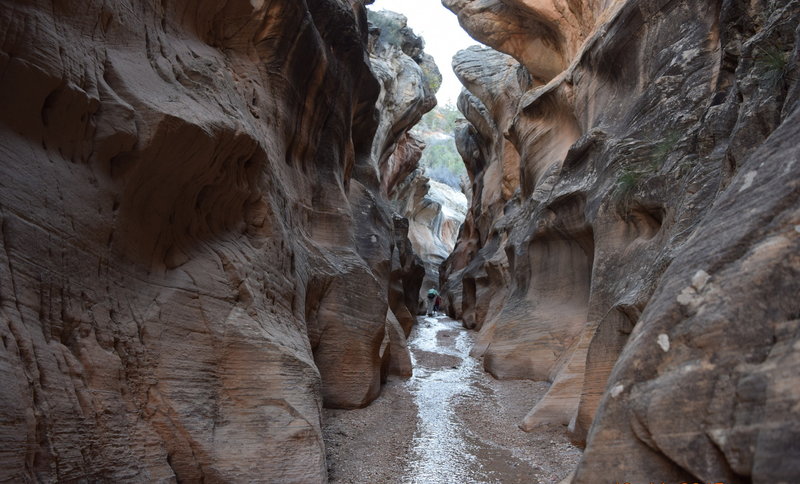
[414,105,467,189]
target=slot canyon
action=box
[0,0,798,483]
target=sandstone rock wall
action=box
[439,46,523,329]
[367,8,438,331]
[0,0,431,481]
[368,10,440,199]
[393,170,467,301]
[442,0,800,480]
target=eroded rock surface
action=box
[369,9,441,198]
[394,171,467,299]
[0,1,432,481]
[442,0,800,480]
[439,46,523,331]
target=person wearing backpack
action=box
[426,288,438,316]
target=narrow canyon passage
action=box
[323,315,581,483]
[1,1,798,482]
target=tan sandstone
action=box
[0,1,434,481]
[441,0,800,481]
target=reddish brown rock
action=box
[0,0,433,481]
[380,308,413,379]
[439,47,522,330]
[365,8,436,373]
[369,9,440,197]
[382,131,427,198]
[443,0,601,83]
[442,0,800,479]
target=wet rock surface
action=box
[324,316,581,483]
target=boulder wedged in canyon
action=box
[0,0,433,481]
[442,0,800,479]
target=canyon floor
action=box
[323,315,582,483]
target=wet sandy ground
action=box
[323,315,582,483]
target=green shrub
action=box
[755,45,789,88]
[420,61,441,93]
[615,168,641,198]
[413,106,467,187]
[651,130,681,168]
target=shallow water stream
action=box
[323,315,581,483]
[403,316,542,483]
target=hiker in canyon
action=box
[426,287,439,316]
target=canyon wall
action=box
[370,10,468,303]
[394,170,467,298]
[0,1,433,481]
[442,0,800,481]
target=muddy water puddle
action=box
[402,316,543,484]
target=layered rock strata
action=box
[368,9,439,324]
[368,9,441,197]
[0,1,432,482]
[442,0,800,481]
[439,46,523,329]
[393,170,467,299]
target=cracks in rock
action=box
[562,128,607,173]
[126,297,149,347]
[706,435,751,482]
[91,1,114,39]
[1,211,29,341]
[1,214,60,477]
[160,408,208,482]
[158,0,168,33]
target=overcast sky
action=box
[369,0,479,106]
